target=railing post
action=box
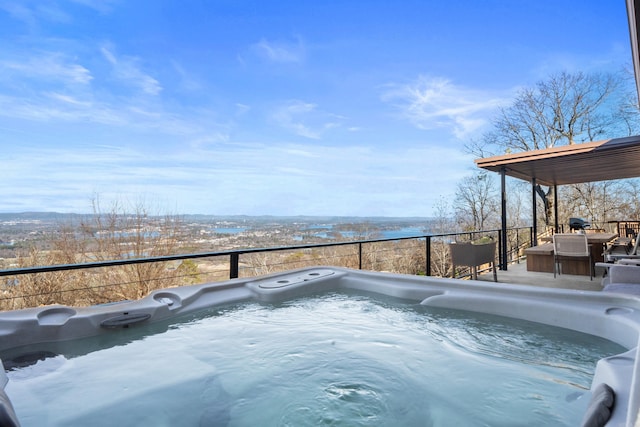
[230,253,239,279]
[553,184,559,234]
[500,167,508,271]
[497,229,503,269]
[532,178,538,246]
[530,226,534,248]
[425,236,431,276]
[358,243,362,270]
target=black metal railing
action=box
[0,227,532,278]
[0,226,533,308]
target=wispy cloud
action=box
[271,100,344,139]
[34,3,72,23]
[0,0,113,30]
[101,44,162,95]
[235,103,251,115]
[0,88,231,140]
[69,0,118,14]
[250,36,305,63]
[0,1,71,28]
[171,60,204,93]
[1,52,93,85]
[0,2,36,26]
[382,76,507,139]
[272,101,320,139]
[0,44,194,132]
[0,93,118,124]
[46,92,92,106]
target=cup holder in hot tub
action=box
[153,292,182,309]
[37,307,77,325]
[257,269,335,289]
[604,306,635,316]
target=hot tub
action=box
[0,267,638,426]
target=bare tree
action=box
[429,197,456,277]
[619,179,640,219]
[454,171,499,231]
[485,71,621,153]
[559,181,632,229]
[6,198,189,308]
[77,198,187,301]
[475,70,635,227]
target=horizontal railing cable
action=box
[0,227,531,279]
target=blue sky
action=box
[0,0,632,216]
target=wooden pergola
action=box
[475,135,640,270]
[473,1,640,270]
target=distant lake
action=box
[294,226,428,241]
[212,227,248,234]
[207,223,429,240]
[342,227,427,239]
[381,227,427,239]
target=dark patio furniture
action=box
[449,241,497,282]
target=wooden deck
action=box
[476,261,604,292]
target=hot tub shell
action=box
[1,266,639,426]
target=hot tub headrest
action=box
[581,383,615,427]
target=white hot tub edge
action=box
[0,266,638,427]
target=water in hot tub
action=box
[1,292,625,426]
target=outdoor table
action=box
[527,232,617,275]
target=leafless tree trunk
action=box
[454,171,499,231]
[429,197,456,277]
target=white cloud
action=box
[271,100,345,139]
[235,103,251,115]
[2,130,475,215]
[1,52,93,85]
[271,101,321,139]
[35,3,72,23]
[382,76,507,139]
[171,60,204,92]
[4,2,71,24]
[251,37,305,63]
[69,0,117,14]
[0,47,217,137]
[0,2,36,26]
[100,45,162,95]
[46,92,91,106]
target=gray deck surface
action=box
[476,261,605,292]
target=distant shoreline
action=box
[0,212,435,222]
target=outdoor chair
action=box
[604,233,640,263]
[625,227,638,240]
[552,233,593,280]
[449,240,497,282]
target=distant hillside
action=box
[0,212,435,224]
